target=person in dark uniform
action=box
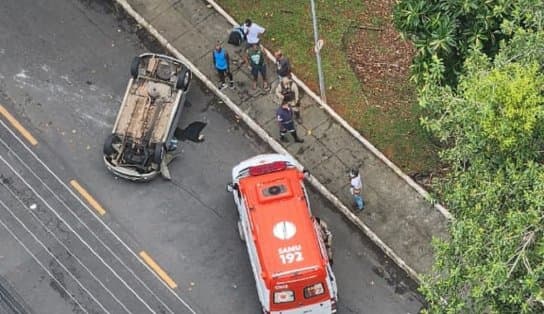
[276,102,304,143]
[274,50,291,79]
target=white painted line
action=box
[0,119,195,313]
[0,154,155,314]
[2,182,132,314]
[203,0,452,220]
[113,0,423,282]
[0,199,98,314]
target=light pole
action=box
[310,0,326,104]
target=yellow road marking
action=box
[139,251,178,289]
[0,105,38,146]
[70,180,106,216]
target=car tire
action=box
[103,134,119,155]
[237,220,245,242]
[175,69,191,91]
[153,143,165,165]
[130,56,141,78]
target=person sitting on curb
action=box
[212,41,234,89]
[349,168,365,212]
[244,44,269,90]
[276,101,304,143]
[242,19,265,47]
[275,76,301,123]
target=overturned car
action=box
[103,53,193,181]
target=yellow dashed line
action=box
[0,105,38,146]
[139,251,178,289]
[70,180,106,216]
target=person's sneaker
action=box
[295,138,304,143]
[218,82,227,90]
[229,81,235,89]
[353,204,364,213]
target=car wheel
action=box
[237,220,245,242]
[103,134,119,155]
[153,143,165,165]
[175,69,191,91]
[130,56,141,78]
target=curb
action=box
[113,0,421,281]
[204,0,453,221]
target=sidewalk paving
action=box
[123,0,449,277]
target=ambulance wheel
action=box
[130,56,141,78]
[237,220,245,242]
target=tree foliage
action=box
[392,1,544,311]
[416,29,544,314]
[393,0,544,87]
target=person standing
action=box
[274,50,291,79]
[212,41,234,89]
[349,168,364,212]
[242,19,265,47]
[275,76,302,123]
[245,44,269,90]
[276,102,304,143]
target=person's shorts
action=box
[246,41,260,50]
[251,64,267,80]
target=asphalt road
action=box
[0,0,423,313]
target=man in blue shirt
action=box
[212,41,234,89]
[276,102,304,143]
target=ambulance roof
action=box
[239,166,324,287]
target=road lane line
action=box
[139,251,178,289]
[0,199,97,314]
[0,120,185,314]
[0,105,38,146]
[70,180,106,216]
[0,153,159,314]
[1,183,132,314]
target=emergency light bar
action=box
[249,161,287,176]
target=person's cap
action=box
[281,76,291,85]
[245,19,252,26]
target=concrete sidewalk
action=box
[120,0,448,278]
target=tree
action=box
[393,0,544,87]
[418,34,544,313]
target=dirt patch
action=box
[346,0,415,112]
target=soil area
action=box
[344,0,439,188]
[347,0,415,112]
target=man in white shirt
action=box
[243,19,265,46]
[349,168,364,212]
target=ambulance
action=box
[227,154,338,314]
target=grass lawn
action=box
[216,0,441,176]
